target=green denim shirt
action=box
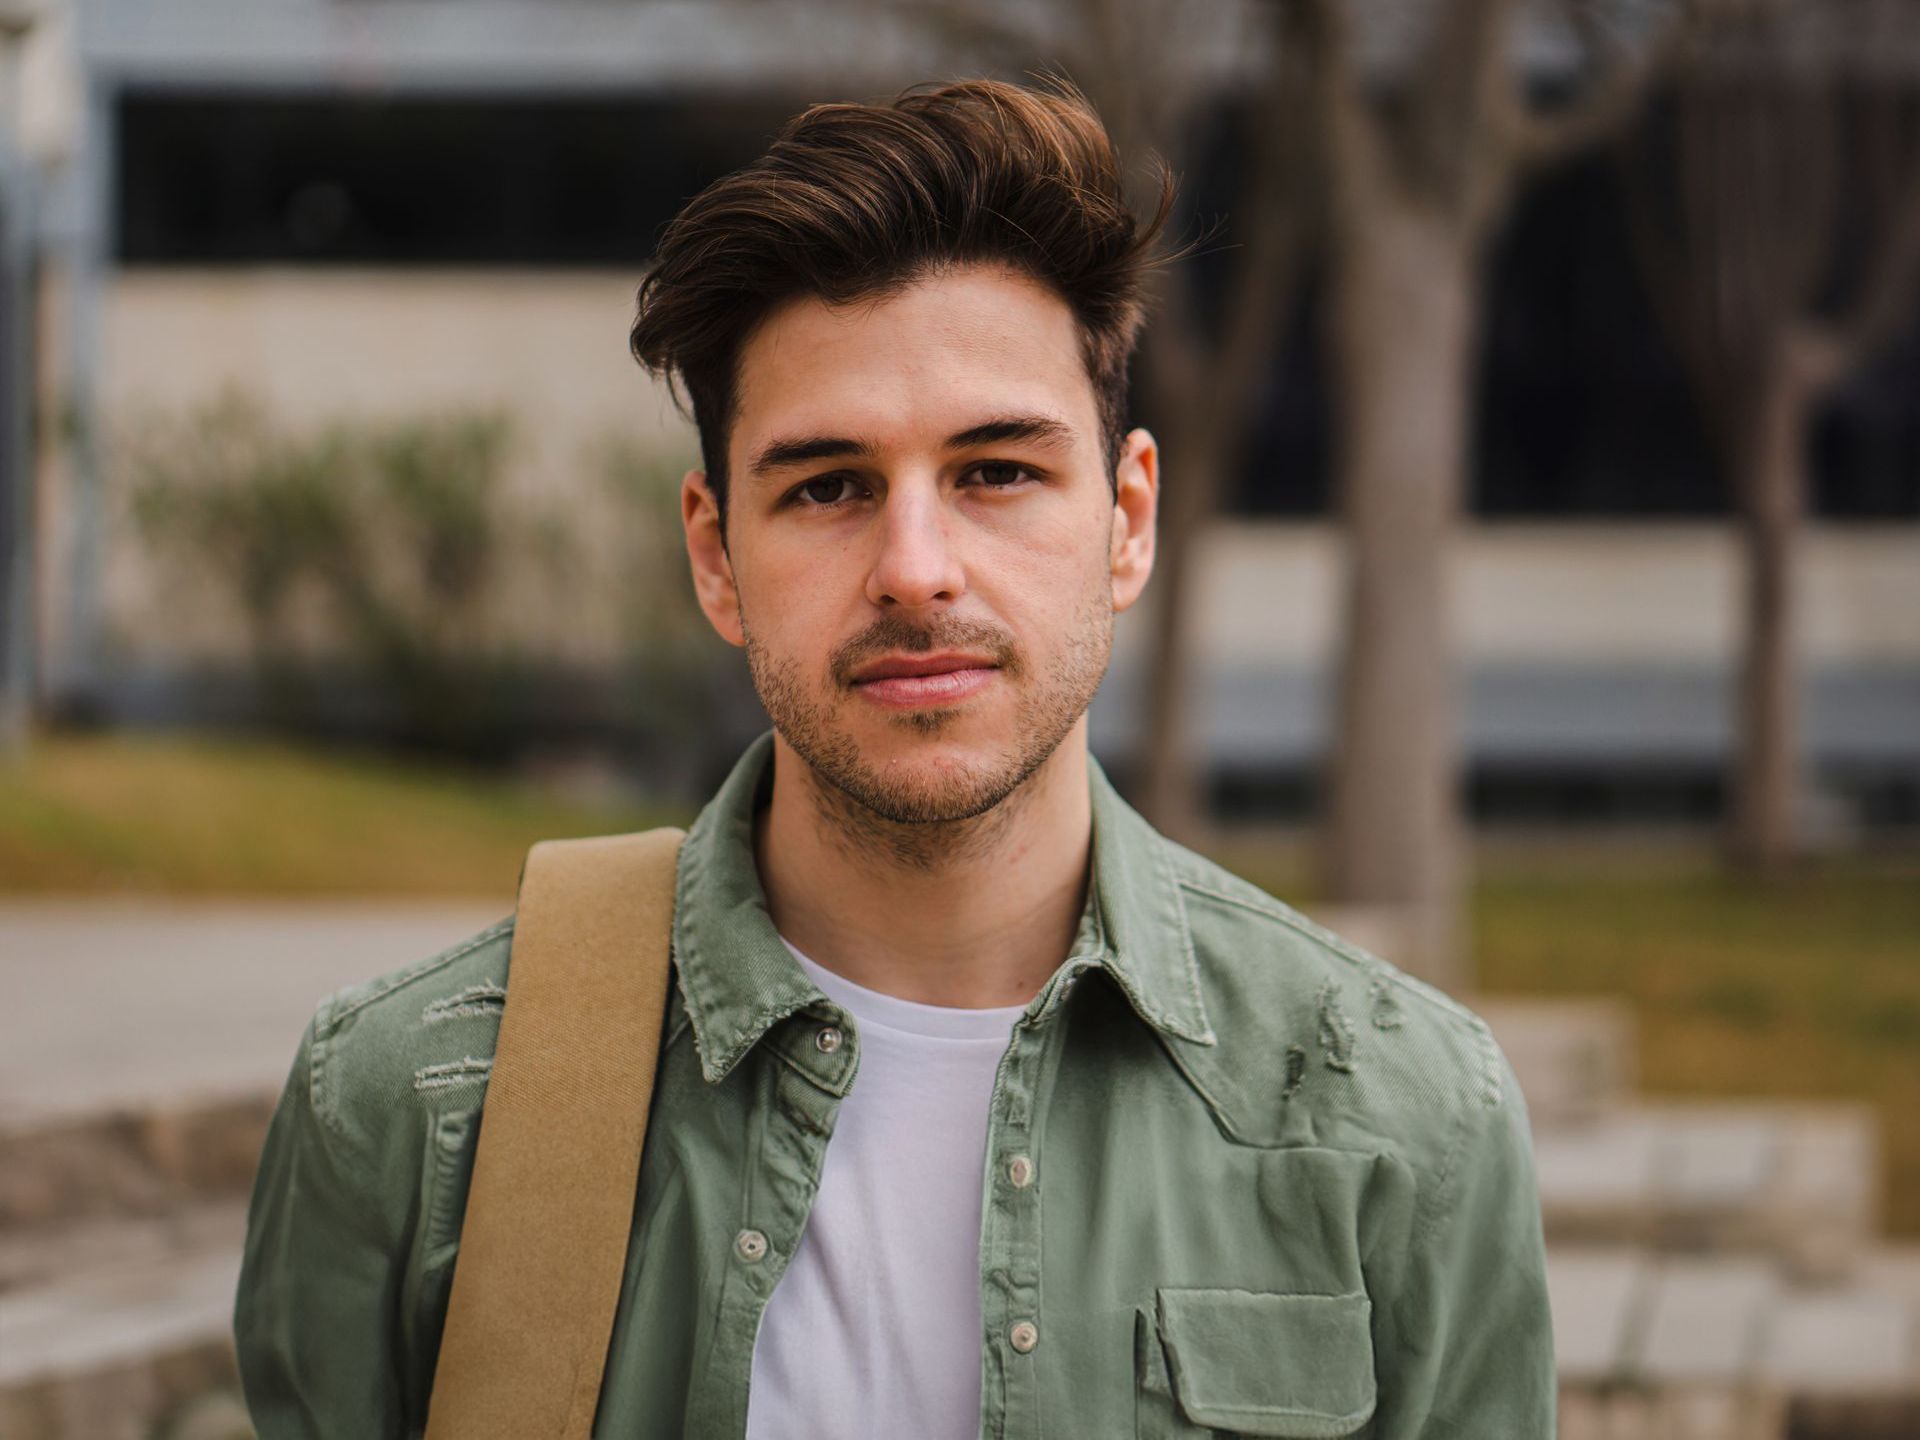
[234,731,1555,1438]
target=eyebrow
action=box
[746,412,1076,478]
[748,433,879,476]
[945,413,1075,451]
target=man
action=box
[235,78,1556,1438]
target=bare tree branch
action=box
[1613,111,1702,393]
[1200,23,1318,438]
[1288,0,1399,231]
[1510,0,1698,173]
[1407,0,1528,220]
[1824,88,1920,371]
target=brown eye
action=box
[799,475,856,506]
[969,462,1033,488]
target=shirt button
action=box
[735,1228,769,1263]
[1009,1320,1039,1353]
[814,1025,843,1054]
[1006,1154,1035,1189]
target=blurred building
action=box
[14,0,1920,824]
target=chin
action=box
[858,704,1017,761]
[827,720,1036,825]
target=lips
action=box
[848,652,1000,708]
[849,652,999,684]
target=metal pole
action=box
[54,70,107,715]
[0,1,37,753]
[0,164,35,752]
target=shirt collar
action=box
[672,730,1216,1084]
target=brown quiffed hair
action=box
[628,76,1174,525]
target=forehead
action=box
[729,264,1099,466]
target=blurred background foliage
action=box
[123,392,541,756]
[113,391,741,785]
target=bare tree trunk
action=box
[1727,354,1813,873]
[1131,23,1311,843]
[1137,331,1227,842]
[1322,204,1474,989]
[1288,0,1681,989]
[1617,0,1920,877]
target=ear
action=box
[1109,428,1158,614]
[682,469,744,648]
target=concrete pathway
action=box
[0,900,506,1130]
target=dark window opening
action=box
[117,91,801,266]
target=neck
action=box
[754,721,1094,1008]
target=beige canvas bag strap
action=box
[424,826,687,1440]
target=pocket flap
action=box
[1156,1287,1376,1438]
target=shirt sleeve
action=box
[1384,1040,1559,1438]
[233,1007,410,1439]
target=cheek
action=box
[733,540,850,662]
[981,513,1113,636]
[733,533,810,613]
[1015,498,1111,581]
[977,491,1105,575]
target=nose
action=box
[864,480,966,610]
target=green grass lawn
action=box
[6,732,1918,1233]
[0,731,687,901]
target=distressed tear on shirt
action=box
[422,982,509,1025]
[1281,1043,1308,1099]
[1369,975,1405,1031]
[413,1056,495,1091]
[1316,979,1358,1073]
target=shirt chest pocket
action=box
[1135,1288,1377,1439]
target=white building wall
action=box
[93,267,694,667]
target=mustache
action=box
[829,614,1022,688]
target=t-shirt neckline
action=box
[779,936,1029,1042]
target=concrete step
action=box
[0,1095,274,1231]
[0,1203,247,1440]
[1559,1385,1789,1440]
[1550,1245,1920,1440]
[1474,996,1636,1126]
[1534,1099,1879,1281]
[0,1201,249,1298]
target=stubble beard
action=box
[742,591,1113,869]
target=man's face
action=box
[682,262,1157,825]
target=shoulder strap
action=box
[424,826,686,1440]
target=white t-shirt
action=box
[743,938,1026,1440]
